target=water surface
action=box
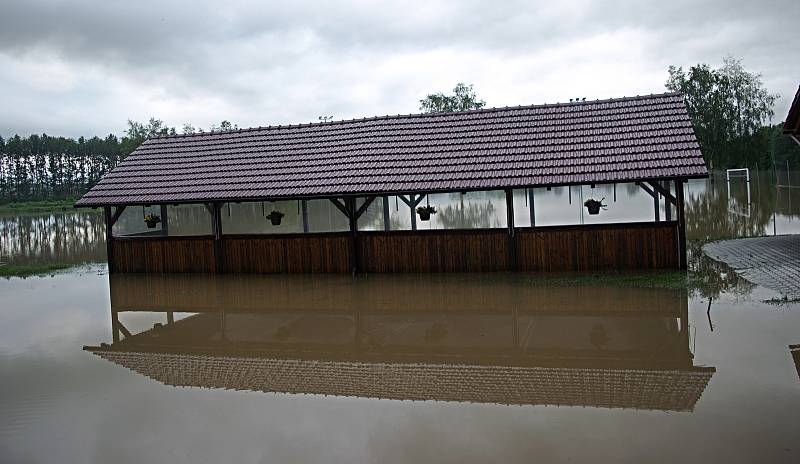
[1,171,799,463]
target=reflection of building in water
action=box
[86,275,715,412]
[791,345,800,381]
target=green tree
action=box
[419,83,486,113]
[666,56,778,169]
[120,117,176,158]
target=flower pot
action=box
[269,216,282,226]
[586,204,601,215]
[145,221,158,228]
[418,211,431,221]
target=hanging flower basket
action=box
[267,210,285,226]
[416,205,437,221]
[583,198,607,215]
[143,214,161,228]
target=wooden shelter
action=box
[85,274,715,411]
[76,92,708,274]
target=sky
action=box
[0,0,798,139]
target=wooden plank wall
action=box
[222,233,351,273]
[110,222,678,274]
[516,221,678,271]
[358,230,509,272]
[112,237,216,273]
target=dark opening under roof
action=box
[76,92,708,207]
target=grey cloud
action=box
[0,0,797,137]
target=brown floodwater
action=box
[0,171,799,463]
[1,271,799,463]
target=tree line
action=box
[0,118,236,202]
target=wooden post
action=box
[212,202,223,273]
[160,204,169,236]
[676,180,687,269]
[528,188,535,227]
[104,206,114,274]
[653,190,660,222]
[383,195,391,231]
[301,200,309,233]
[663,181,672,221]
[410,194,417,230]
[347,197,359,275]
[505,189,517,271]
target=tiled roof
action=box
[76,92,708,206]
[89,350,714,411]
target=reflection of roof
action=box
[92,274,715,411]
[76,92,707,207]
[90,349,714,411]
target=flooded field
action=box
[1,171,799,463]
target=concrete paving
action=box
[703,234,800,298]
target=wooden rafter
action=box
[329,198,349,217]
[109,206,127,226]
[648,181,677,206]
[354,196,377,219]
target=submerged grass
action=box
[0,199,96,214]
[762,296,800,307]
[0,263,74,278]
[517,271,697,289]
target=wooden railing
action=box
[110,221,679,274]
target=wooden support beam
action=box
[527,188,535,227]
[104,206,115,274]
[346,197,359,275]
[354,196,377,220]
[637,182,656,198]
[505,189,517,271]
[382,196,391,231]
[212,202,223,272]
[204,203,214,216]
[109,205,126,227]
[160,204,169,236]
[301,200,309,233]
[167,311,175,325]
[637,182,659,221]
[649,181,677,206]
[654,191,660,222]
[399,194,426,230]
[676,180,687,269]
[329,198,349,218]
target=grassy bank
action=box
[0,263,75,278]
[0,199,95,214]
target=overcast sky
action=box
[1,0,798,139]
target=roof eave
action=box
[73,173,710,208]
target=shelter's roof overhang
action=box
[784,85,800,143]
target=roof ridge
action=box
[149,92,683,141]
